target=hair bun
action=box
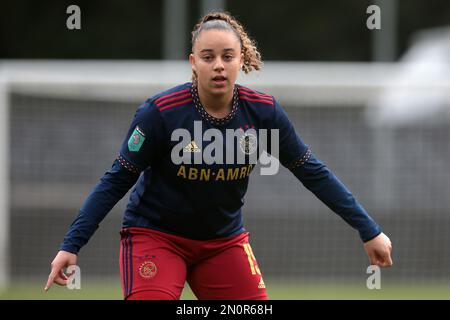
[203,13,226,23]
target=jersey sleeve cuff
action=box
[59,243,80,255]
[117,154,143,175]
[286,148,312,170]
[361,226,382,243]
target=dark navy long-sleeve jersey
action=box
[60,82,381,254]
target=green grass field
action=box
[1,280,449,300]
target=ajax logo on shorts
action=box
[139,261,157,279]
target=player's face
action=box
[190,29,244,95]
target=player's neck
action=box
[197,85,233,119]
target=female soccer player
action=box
[45,11,393,300]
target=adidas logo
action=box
[183,140,201,153]
[258,278,266,289]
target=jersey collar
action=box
[190,82,239,127]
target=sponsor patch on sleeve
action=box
[128,126,146,152]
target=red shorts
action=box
[119,227,268,300]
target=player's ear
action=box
[189,53,197,73]
[240,52,244,69]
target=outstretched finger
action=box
[44,269,58,291]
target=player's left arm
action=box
[270,99,393,268]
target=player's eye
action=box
[224,55,234,61]
[202,56,213,62]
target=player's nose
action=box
[213,58,225,71]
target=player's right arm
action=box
[45,100,164,291]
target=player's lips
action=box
[212,75,227,86]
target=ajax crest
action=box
[139,261,157,279]
[239,132,258,155]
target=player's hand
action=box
[363,232,393,268]
[44,250,78,291]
